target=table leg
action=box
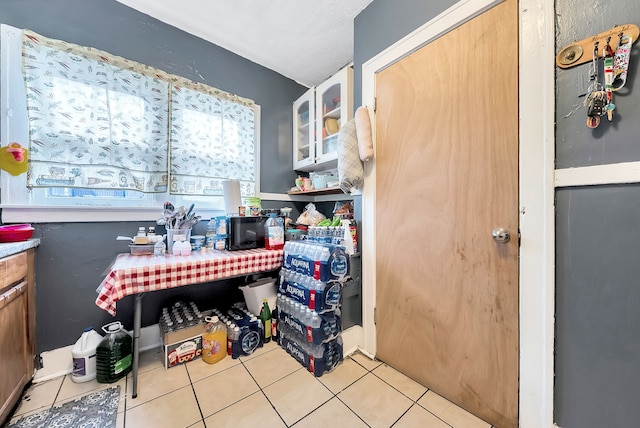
[132,293,143,399]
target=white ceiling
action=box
[116,0,373,88]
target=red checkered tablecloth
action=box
[96,248,284,316]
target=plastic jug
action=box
[71,327,103,383]
[202,316,227,364]
[264,213,284,250]
[96,321,133,383]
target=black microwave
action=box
[226,216,266,250]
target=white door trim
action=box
[360,1,555,427]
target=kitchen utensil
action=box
[185,203,195,218]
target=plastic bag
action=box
[333,201,353,218]
[296,203,326,226]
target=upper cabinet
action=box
[293,65,353,172]
[293,88,315,171]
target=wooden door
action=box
[374,1,519,427]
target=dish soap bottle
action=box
[264,213,284,250]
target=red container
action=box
[0,224,34,243]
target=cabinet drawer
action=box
[0,252,28,291]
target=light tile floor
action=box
[8,342,493,428]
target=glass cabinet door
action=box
[315,66,353,166]
[293,88,315,170]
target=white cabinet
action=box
[293,66,353,172]
[293,88,315,171]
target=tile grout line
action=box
[239,343,346,427]
[238,350,290,427]
[340,355,456,428]
[299,354,373,428]
[184,364,208,428]
[367,368,454,428]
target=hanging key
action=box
[586,92,606,117]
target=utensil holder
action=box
[166,228,192,254]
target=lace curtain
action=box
[21,29,256,197]
[169,80,256,197]
[22,30,171,193]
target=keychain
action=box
[603,37,615,121]
[612,32,633,90]
[584,42,609,128]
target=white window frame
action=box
[0,24,261,223]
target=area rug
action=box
[7,386,119,428]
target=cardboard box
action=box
[163,334,202,369]
[161,323,204,345]
[161,323,205,369]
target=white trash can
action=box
[239,278,276,316]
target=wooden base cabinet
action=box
[0,249,36,424]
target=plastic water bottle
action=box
[205,217,216,249]
[264,213,284,250]
[271,305,278,343]
[229,326,241,359]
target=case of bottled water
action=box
[276,240,348,376]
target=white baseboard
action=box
[33,344,74,383]
[341,325,363,357]
[34,324,365,383]
[33,324,162,383]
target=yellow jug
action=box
[202,316,227,364]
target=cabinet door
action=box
[0,281,29,423]
[293,88,315,170]
[315,66,353,166]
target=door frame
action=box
[360,1,555,427]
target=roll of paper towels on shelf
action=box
[222,180,242,215]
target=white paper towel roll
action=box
[222,180,242,215]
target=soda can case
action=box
[280,335,343,377]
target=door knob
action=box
[492,228,510,243]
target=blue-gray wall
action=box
[555,0,640,426]
[1,0,306,351]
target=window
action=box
[169,82,256,198]
[0,25,260,222]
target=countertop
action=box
[0,239,40,258]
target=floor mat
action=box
[7,386,119,428]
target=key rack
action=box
[556,24,639,69]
